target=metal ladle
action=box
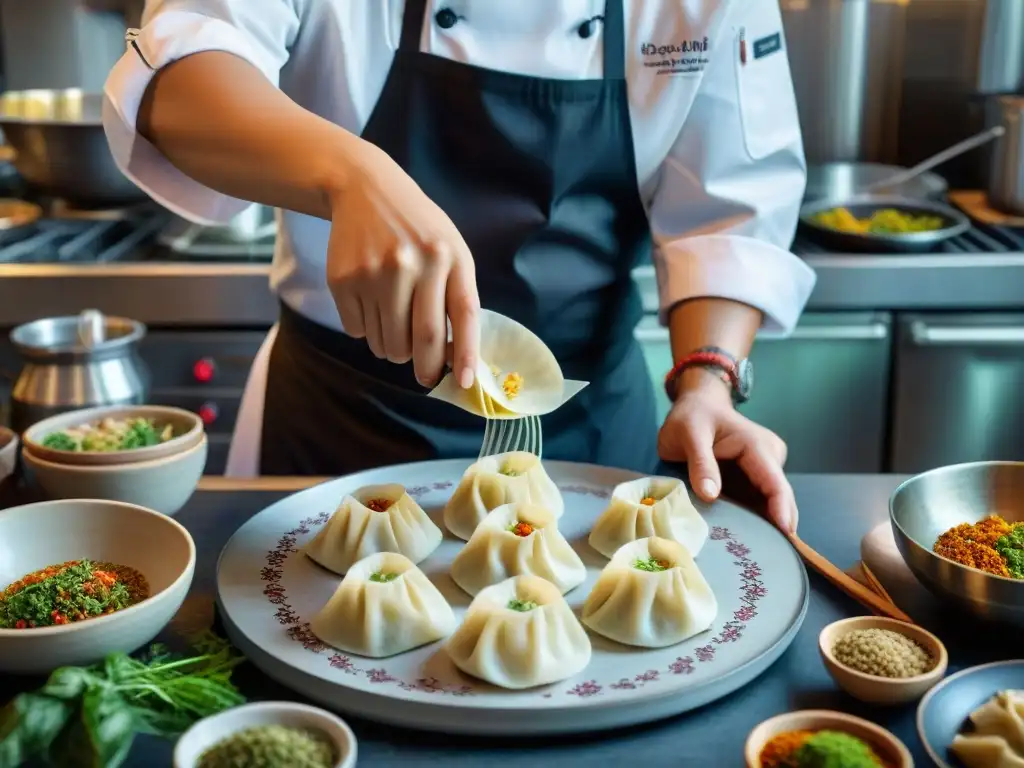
[860,125,1006,194]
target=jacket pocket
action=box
[735,27,802,161]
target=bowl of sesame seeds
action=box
[819,616,948,705]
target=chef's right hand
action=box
[325,142,480,389]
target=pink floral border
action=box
[260,482,767,699]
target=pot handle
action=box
[77,309,105,348]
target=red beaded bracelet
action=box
[664,350,738,402]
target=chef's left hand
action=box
[657,373,798,534]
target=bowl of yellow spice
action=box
[746,710,912,768]
[819,616,947,706]
[174,701,357,768]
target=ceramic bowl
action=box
[173,701,358,768]
[745,710,913,768]
[22,434,207,517]
[890,461,1024,627]
[819,616,948,705]
[0,425,17,488]
[0,498,195,674]
[22,405,205,466]
[917,659,1024,768]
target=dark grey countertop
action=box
[2,471,1017,767]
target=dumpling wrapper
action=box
[427,309,588,418]
[588,476,708,559]
[446,575,592,689]
[304,483,442,575]
[443,452,563,541]
[310,552,456,658]
[952,690,1024,768]
[582,537,717,648]
[450,502,586,596]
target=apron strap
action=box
[399,0,429,52]
[602,0,626,81]
[399,0,627,81]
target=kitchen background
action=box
[0,0,1020,476]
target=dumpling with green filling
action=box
[304,484,442,575]
[310,552,456,658]
[449,501,585,596]
[582,536,717,648]
[443,451,562,541]
[445,575,591,689]
[588,476,708,559]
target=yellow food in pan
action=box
[812,207,946,235]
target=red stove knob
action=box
[193,358,216,383]
[198,403,219,425]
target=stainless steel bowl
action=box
[799,195,970,254]
[805,162,948,202]
[890,461,1024,627]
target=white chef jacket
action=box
[103,0,817,476]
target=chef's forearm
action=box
[137,51,360,219]
[667,298,762,395]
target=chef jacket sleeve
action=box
[647,1,816,336]
[103,0,301,225]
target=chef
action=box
[104,0,815,532]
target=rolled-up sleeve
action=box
[103,0,301,225]
[646,0,816,336]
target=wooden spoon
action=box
[787,533,915,624]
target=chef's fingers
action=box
[734,440,798,533]
[446,254,480,390]
[335,291,366,339]
[361,298,387,359]
[378,243,418,364]
[411,244,450,387]
[676,413,722,503]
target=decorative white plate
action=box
[217,460,808,736]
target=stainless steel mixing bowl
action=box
[890,462,1024,626]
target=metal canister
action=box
[988,96,1024,216]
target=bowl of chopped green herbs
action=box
[23,404,204,467]
[22,433,208,517]
[0,498,195,675]
[174,701,357,768]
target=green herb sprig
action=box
[368,571,398,584]
[0,632,246,768]
[507,599,538,612]
[633,557,671,573]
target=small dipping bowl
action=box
[819,616,948,705]
[0,425,18,492]
[174,701,357,768]
[745,710,913,768]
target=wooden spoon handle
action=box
[788,534,915,624]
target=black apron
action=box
[260,0,658,475]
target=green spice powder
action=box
[793,730,885,767]
[197,724,336,768]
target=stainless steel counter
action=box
[1,254,1023,326]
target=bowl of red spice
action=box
[745,710,912,768]
[0,498,195,674]
[819,616,947,706]
[890,461,1024,627]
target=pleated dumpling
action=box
[952,690,1024,768]
[582,537,717,648]
[446,575,592,689]
[443,452,563,541]
[427,309,588,419]
[310,552,456,658]
[588,476,708,559]
[449,502,586,596]
[303,484,442,574]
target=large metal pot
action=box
[0,89,149,206]
[805,162,948,202]
[988,95,1024,215]
[9,310,150,434]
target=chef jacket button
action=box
[435,8,459,29]
[577,16,603,39]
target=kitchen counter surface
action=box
[2,470,1014,767]
[1,252,1023,327]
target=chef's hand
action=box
[657,372,798,533]
[325,142,480,389]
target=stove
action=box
[794,221,1024,256]
[0,202,274,264]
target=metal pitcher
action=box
[8,310,149,434]
[988,96,1024,216]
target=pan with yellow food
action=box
[799,195,970,254]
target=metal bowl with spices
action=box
[890,461,1024,627]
